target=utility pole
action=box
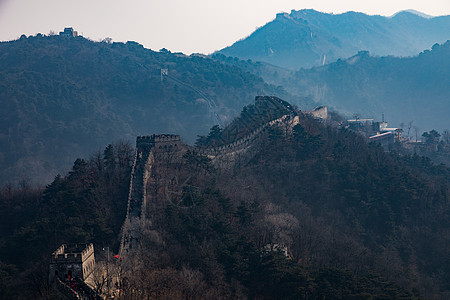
[103,247,110,297]
[161,68,168,81]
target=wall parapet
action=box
[51,243,94,263]
[121,134,181,256]
[137,134,180,145]
[199,114,298,157]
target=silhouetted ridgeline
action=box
[219,9,450,69]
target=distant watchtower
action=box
[59,27,78,38]
[49,243,95,283]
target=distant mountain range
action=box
[0,35,308,185]
[218,9,450,69]
[2,13,450,185]
[293,42,450,131]
[214,41,450,133]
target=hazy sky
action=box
[0,0,449,54]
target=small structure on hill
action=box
[59,27,78,38]
[346,117,402,149]
[369,131,395,148]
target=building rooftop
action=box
[347,119,374,122]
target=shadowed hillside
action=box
[2,98,449,298]
[0,34,310,185]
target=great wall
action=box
[48,96,324,298]
[120,134,181,255]
[118,96,304,259]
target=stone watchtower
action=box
[49,243,96,283]
[136,134,181,153]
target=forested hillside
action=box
[2,100,449,298]
[0,34,308,185]
[219,9,450,69]
[193,105,450,298]
[0,142,133,299]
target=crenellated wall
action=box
[119,97,302,258]
[200,115,299,158]
[255,96,296,113]
[137,134,180,147]
[120,134,181,257]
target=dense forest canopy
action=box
[1,101,449,298]
[0,142,132,299]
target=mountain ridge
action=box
[218,9,450,69]
[213,40,450,133]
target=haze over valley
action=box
[219,9,450,69]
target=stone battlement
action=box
[51,243,94,263]
[201,114,299,157]
[49,243,96,284]
[121,134,182,256]
[136,134,181,153]
[153,134,180,142]
[137,134,180,142]
[136,134,180,148]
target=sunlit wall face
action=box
[0,0,449,54]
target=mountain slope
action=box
[214,41,450,133]
[292,41,450,131]
[218,9,450,69]
[3,99,450,298]
[0,35,309,185]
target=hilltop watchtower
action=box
[59,27,78,38]
[49,243,95,283]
